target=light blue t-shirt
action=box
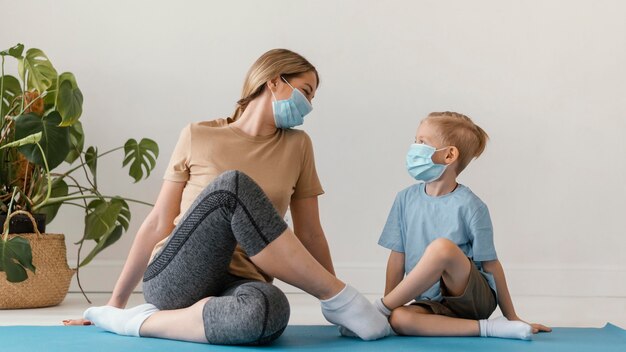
[378,183,498,302]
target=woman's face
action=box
[270,71,318,103]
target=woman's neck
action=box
[230,96,277,137]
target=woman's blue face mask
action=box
[406,143,449,182]
[271,77,313,129]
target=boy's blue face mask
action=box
[406,143,449,182]
[271,77,313,129]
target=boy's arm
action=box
[482,259,517,319]
[384,250,405,296]
[482,259,552,333]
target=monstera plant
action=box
[0,43,159,294]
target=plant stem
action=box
[19,65,25,113]
[57,146,124,179]
[75,233,91,303]
[34,194,153,209]
[62,202,87,209]
[2,187,17,239]
[35,142,51,205]
[1,56,5,123]
[78,152,99,196]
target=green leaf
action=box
[1,75,22,117]
[85,146,97,182]
[56,72,83,126]
[79,225,122,267]
[18,48,57,92]
[0,236,36,283]
[0,44,24,58]
[123,138,159,183]
[14,111,70,169]
[84,199,123,241]
[0,132,42,149]
[65,121,84,164]
[37,178,69,224]
[112,197,131,232]
[79,198,130,266]
[43,76,57,108]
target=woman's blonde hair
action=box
[232,49,319,120]
[424,111,489,174]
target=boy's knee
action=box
[389,308,413,335]
[426,238,460,260]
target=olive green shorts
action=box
[411,258,497,320]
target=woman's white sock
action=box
[83,303,159,337]
[374,297,392,317]
[320,284,392,340]
[479,316,533,340]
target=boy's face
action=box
[415,121,448,165]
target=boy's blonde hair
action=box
[424,111,489,174]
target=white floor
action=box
[1,293,624,329]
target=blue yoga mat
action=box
[1,324,624,351]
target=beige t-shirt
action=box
[151,118,324,282]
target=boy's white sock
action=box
[479,316,533,340]
[320,284,393,340]
[83,303,159,337]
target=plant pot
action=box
[0,211,74,309]
[0,212,46,234]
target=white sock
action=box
[479,316,533,340]
[83,303,159,337]
[320,285,393,340]
[374,298,392,317]
[339,298,396,338]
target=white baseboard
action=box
[68,260,626,298]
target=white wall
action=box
[2,0,625,297]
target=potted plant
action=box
[0,43,159,305]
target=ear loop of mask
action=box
[433,146,452,165]
[270,76,295,101]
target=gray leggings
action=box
[143,170,290,345]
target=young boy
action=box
[375,112,551,339]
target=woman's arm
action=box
[107,180,186,307]
[289,196,335,275]
[384,251,405,296]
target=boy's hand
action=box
[528,322,552,334]
[511,316,552,333]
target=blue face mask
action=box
[271,77,313,129]
[406,143,449,182]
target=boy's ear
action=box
[445,146,460,165]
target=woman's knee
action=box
[246,282,290,344]
[213,170,256,189]
[206,170,263,198]
[202,282,290,345]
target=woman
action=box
[64,49,391,345]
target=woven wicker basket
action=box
[0,211,75,309]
